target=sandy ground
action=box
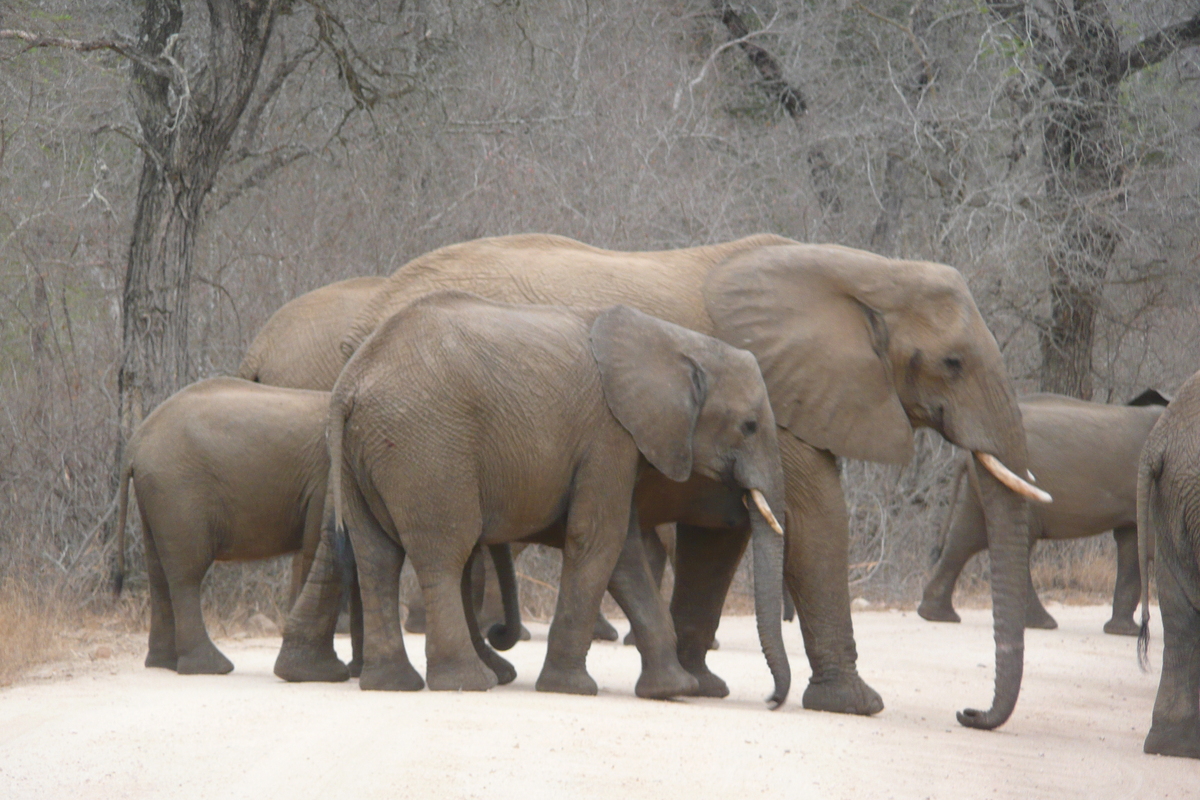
[0,603,1196,799]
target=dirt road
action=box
[0,604,1194,799]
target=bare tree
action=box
[986,1,1200,398]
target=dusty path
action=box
[0,604,1195,799]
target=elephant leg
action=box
[536,467,633,696]
[163,545,233,675]
[141,522,177,670]
[356,523,424,692]
[607,518,699,699]
[782,438,883,716]
[1022,540,1058,630]
[671,523,748,698]
[348,570,364,677]
[918,488,986,624]
[592,609,620,642]
[275,525,351,683]
[406,515,497,692]
[461,549,516,685]
[622,524,670,647]
[1104,525,1141,636]
[1144,559,1200,758]
[403,568,427,634]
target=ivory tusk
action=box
[1027,469,1037,483]
[750,489,785,535]
[975,452,1053,504]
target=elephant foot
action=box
[348,656,363,678]
[683,665,729,698]
[145,650,177,671]
[592,615,619,642]
[274,639,350,683]
[917,598,961,623]
[175,645,234,675]
[427,658,498,692]
[635,663,701,699]
[359,660,426,691]
[1103,617,1140,637]
[478,650,517,686]
[536,664,598,696]
[1024,605,1058,630]
[802,672,884,716]
[1145,720,1200,759]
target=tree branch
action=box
[714,2,806,119]
[1119,11,1200,76]
[0,29,173,78]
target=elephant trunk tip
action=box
[765,684,789,710]
[955,705,1011,730]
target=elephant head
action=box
[704,243,1046,728]
[590,304,790,707]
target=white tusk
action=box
[1027,469,1037,483]
[750,489,785,535]
[975,452,1053,504]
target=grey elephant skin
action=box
[277,292,790,702]
[113,377,359,674]
[1137,370,1200,758]
[247,233,1039,729]
[920,391,1168,635]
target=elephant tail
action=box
[112,460,134,597]
[1136,446,1163,672]
[327,394,352,541]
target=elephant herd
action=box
[111,232,1200,759]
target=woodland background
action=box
[1,0,1198,674]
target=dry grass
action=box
[0,577,70,684]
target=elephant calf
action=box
[279,291,790,703]
[115,377,343,674]
[919,390,1168,635]
[1138,370,1200,759]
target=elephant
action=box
[919,390,1169,635]
[277,291,790,701]
[252,233,1044,729]
[238,276,386,389]
[112,377,362,674]
[1137,369,1200,759]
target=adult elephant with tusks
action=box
[254,233,1047,728]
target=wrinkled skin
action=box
[239,276,386,389]
[278,292,789,702]
[113,378,361,675]
[1137,370,1200,759]
[920,391,1168,636]
[254,234,1035,727]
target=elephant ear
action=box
[703,244,913,465]
[590,305,706,482]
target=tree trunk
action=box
[116,0,280,440]
[986,1,1200,400]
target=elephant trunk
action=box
[955,454,1028,730]
[745,480,790,709]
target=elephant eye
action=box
[742,420,758,435]
[943,356,964,375]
